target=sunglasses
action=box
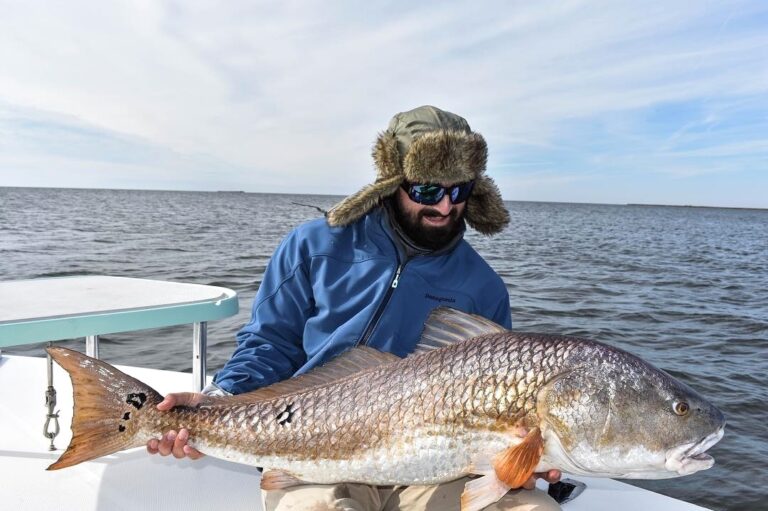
[401,181,475,206]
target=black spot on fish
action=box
[123,412,131,420]
[276,403,294,426]
[126,392,147,410]
[118,425,126,432]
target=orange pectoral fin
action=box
[260,470,307,490]
[493,427,544,489]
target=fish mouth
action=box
[665,426,724,475]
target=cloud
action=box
[0,0,766,205]
[0,102,260,191]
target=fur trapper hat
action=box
[326,105,509,235]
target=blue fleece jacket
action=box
[213,207,511,395]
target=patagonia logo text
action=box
[425,293,456,303]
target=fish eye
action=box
[673,401,690,416]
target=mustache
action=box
[419,208,455,219]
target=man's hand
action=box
[146,392,206,460]
[522,470,561,490]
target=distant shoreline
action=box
[626,203,768,212]
[1,186,766,211]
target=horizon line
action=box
[1,185,766,212]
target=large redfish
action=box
[47,307,725,511]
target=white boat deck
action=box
[1,354,264,510]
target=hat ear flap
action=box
[372,130,402,180]
[465,176,510,235]
[327,131,404,227]
[326,176,402,227]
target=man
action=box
[148,106,561,510]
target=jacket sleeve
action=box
[485,275,512,329]
[213,231,313,395]
[492,288,512,329]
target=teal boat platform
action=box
[0,276,238,390]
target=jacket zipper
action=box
[358,261,406,346]
[391,264,403,288]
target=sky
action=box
[1,1,767,208]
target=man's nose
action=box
[433,194,453,215]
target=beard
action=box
[391,198,465,251]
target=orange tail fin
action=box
[46,346,163,470]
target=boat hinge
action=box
[43,342,60,451]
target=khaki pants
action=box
[263,477,561,511]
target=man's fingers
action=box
[157,430,176,456]
[519,470,562,490]
[177,428,206,459]
[173,393,203,407]
[172,429,189,458]
[156,396,177,411]
[183,445,205,460]
[157,392,204,411]
[148,429,203,460]
[148,391,206,460]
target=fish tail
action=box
[46,346,164,470]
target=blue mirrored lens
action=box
[405,181,474,205]
[411,185,445,205]
[452,181,474,203]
